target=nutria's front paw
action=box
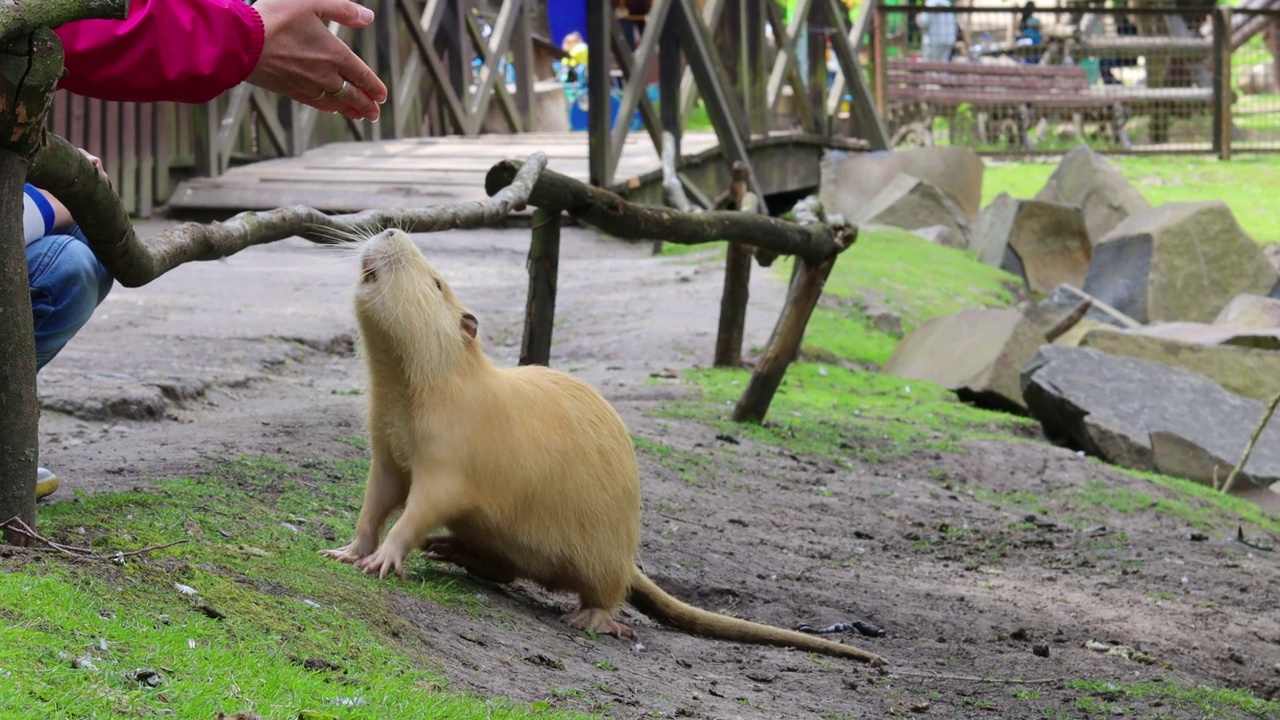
[354,543,407,580]
[319,537,375,564]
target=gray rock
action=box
[1149,431,1243,489]
[1082,201,1279,324]
[1020,345,1280,486]
[970,195,1092,293]
[883,308,1043,413]
[1129,321,1280,351]
[911,224,966,249]
[857,173,972,246]
[1214,293,1280,330]
[1080,326,1280,400]
[820,146,984,229]
[1034,145,1152,241]
[1028,283,1141,333]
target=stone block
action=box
[1082,201,1278,324]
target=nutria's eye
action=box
[435,279,442,291]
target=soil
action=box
[26,222,1280,719]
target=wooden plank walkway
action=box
[165,132,724,214]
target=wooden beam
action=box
[520,208,561,367]
[822,0,889,150]
[672,0,759,197]
[608,0,673,179]
[464,0,522,134]
[587,0,612,186]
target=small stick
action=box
[0,516,189,559]
[888,669,1064,685]
[1043,298,1093,343]
[1221,389,1280,494]
[0,517,93,557]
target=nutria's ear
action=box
[461,313,478,340]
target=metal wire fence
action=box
[867,3,1268,157]
[1228,6,1280,153]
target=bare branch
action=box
[485,159,854,265]
[0,0,128,43]
[28,133,548,288]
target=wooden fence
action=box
[39,0,886,217]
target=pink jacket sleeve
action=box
[54,0,266,104]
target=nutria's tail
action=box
[627,570,887,666]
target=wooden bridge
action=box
[44,0,886,217]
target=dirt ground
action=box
[28,223,1280,719]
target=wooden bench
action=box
[881,59,1212,150]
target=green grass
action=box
[656,224,1035,461]
[662,362,1035,464]
[983,153,1280,244]
[1066,679,1280,718]
[0,456,591,720]
[781,226,1023,367]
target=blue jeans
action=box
[27,224,114,371]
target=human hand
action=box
[78,148,104,175]
[246,0,388,122]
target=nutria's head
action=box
[354,228,480,369]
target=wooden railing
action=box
[40,0,885,217]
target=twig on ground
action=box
[115,539,191,558]
[887,668,1064,685]
[1221,389,1280,494]
[0,516,189,560]
[0,516,94,556]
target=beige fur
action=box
[321,229,885,665]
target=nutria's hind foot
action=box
[420,535,518,584]
[564,608,636,640]
[420,534,458,560]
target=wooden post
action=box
[1215,7,1233,160]
[374,0,401,139]
[744,0,768,136]
[806,0,830,137]
[587,0,613,186]
[519,208,561,367]
[192,100,219,177]
[659,4,683,141]
[872,4,885,120]
[512,0,535,132]
[0,6,131,541]
[0,148,37,544]
[714,162,753,368]
[731,254,836,423]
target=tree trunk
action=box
[0,148,37,544]
[0,0,138,541]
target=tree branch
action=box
[484,159,855,265]
[0,0,128,43]
[28,133,548,288]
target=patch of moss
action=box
[1066,678,1280,718]
[1092,468,1280,536]
[0,456,591,720]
